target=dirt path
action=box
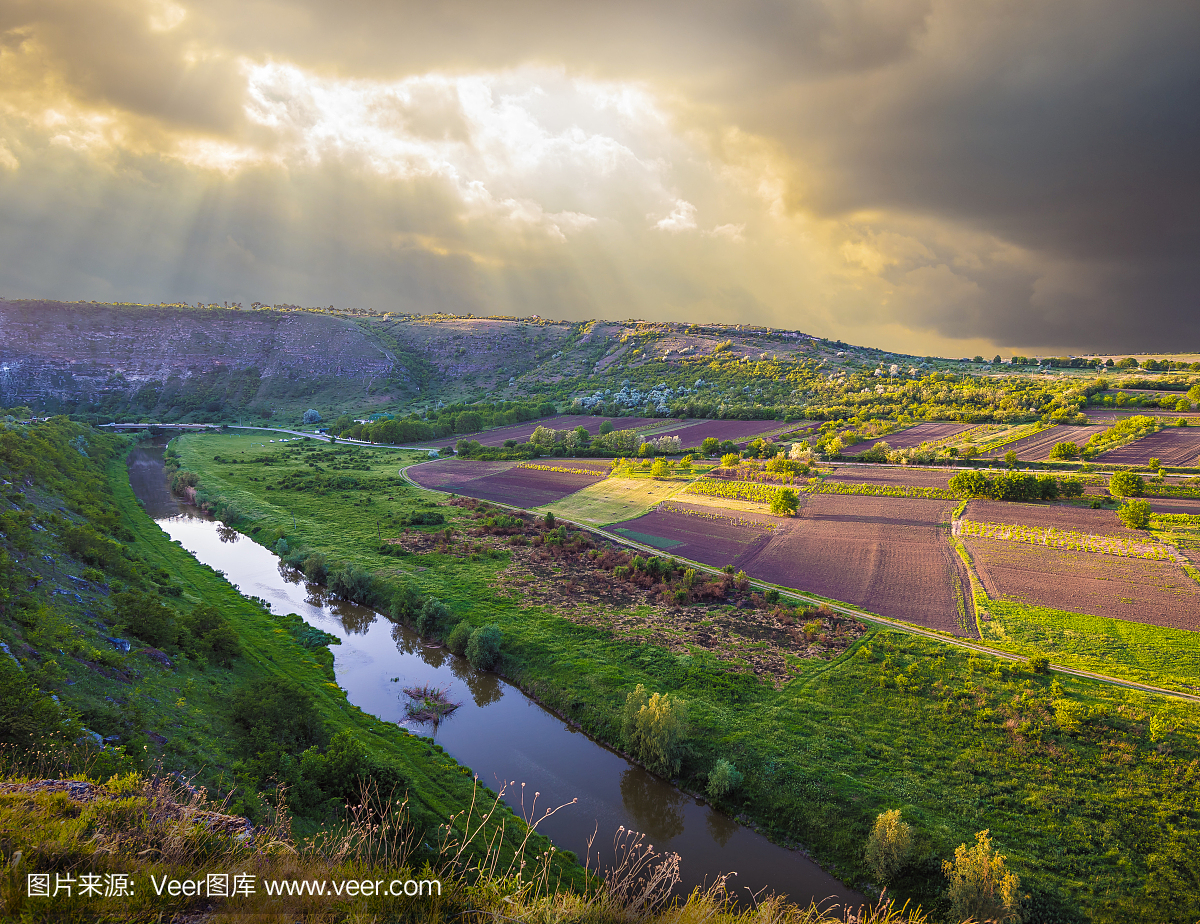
[400,459,1200,704]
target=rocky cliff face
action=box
[0,301,404,409]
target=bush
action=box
[942,830,1022,924]
[858,440,890,463]
[302,409,321,424]
[1049,441,1080,460]
[701,436,720,456]
[706,758,743,800]
[1109,471,1145,498]
[770,487,799,516]
[622,684,687,777]
[949,470,991,499]
[720,452,741,468]
[1028,654,1050,673]
[389,581,421,621]
[466,623,502,670]
[1059,477,1085,498]
[1118,499,1152,529]
[302,552,328,583]
[446,620,472,655]
[864,809,913,883]
[416,598,452,637]
[114,589,176,649]
[328,563,376,605]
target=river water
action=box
[127,445,860,910]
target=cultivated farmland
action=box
[965,537,1200,630]
[825,466,953,489]
[653,418,797,446]
[413,414,668,447]
[1098,427,1200,467]
[614,503,778,563]
[1149,497,1200,516]
[962,500,1144,537]
[536,475,689,524]
[979,424,1101,460]
[841,422,974,454]
[408,459,604,506]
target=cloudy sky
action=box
[1,0,1196,355]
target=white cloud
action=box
[654,199,697,232]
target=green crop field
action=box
[535,474,690,525]
[167,430,1200,920]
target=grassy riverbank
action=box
[168,430,1200,921]
[0,420,580,888]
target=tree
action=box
[720,452,741,467]
[466,623,503,670]
[1003,450,1018,468]
[622,685,687,777]
[992,355,1002,364]
[701,436,720,456]
[770,487,799,516]
[942,830,1022,924]
[1109,471,1145,498]
[302,408,321,424]
[865,809,913,883]
[1118,499,1152,529]
[599,420,614,435]
[949,470,991,499]
[706,759,743,800]
[650,458,670,478]
[446,620,472,655]
[1048,441,1080,460]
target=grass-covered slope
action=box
[174,430,1200,922]
[0,418,579,886]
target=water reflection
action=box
[706,807,738,848]
[450,657,504,707]
[217,524,241,544]
[620,768,686,841]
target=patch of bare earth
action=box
[384,499,864,686]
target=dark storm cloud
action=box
[1,0,1196,353]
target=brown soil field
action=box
[842,422,974,455]
[980,425,1101,460]
[1148,497,1200,516]
[1087,409,1200,424]
[414,415,668,448]
[654,419,789,446]
[746,495,969,635]
[965,537,1200,630]
[613,505,778,563]
[408,459,603,506]
[962,500,1145,537]
[826,466,952,488]
[1099,428,1200,467]
[518,459,614,473]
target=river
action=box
[127,444,861,910]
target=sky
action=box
[1,0,1197,356]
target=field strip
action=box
[959,520,1181,561]
[399,459,1200,703]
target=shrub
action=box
[650,459,670,478]
[1118,499,1152,529]
[1059,477,1085,498]
[942,830,1022,924]
[544,511,556,528]
[706,758,743,800]
[1028,654,1050,673]
[770,487,799,516]
[389,581,422,621]
[622,684,687,777]
[701,436,720,456]
[416,598,452,637]
[858,440,890,463]
[328,563,376,605]
[302,409,321,424]
[949,470,991,499]
[466,623,502,670]
[302,552,328,583]
[864,809,913,883]
[720,452,741,468]
[114,589,176,649]
[1049,441,1080,460]
[1109,471,1145,498]
[446,620,472,655]
[1004,450,1018,468]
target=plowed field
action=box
[965,538,1200,630]
[414,415,668,448]
[613,505,776,564]
[842,422,974,455]
[826,466,952,488]
[1148,496,1200,516]
[1088,409,1200,425]
[408,459,604,506]
[962,500,1143,537]
[654,419,789,446]
[1099,428,1200,467]
[980,425,1101,460]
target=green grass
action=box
[169,430,1200,920]
[980,599,1200,692]
[535,474,689,525]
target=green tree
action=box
[466,623,502,670]
[720,452,741,467]
[622,685,687,777]
[770,487,799,516]
[1118,499,1152,529]
[1048,441,1080,460]
[701,436,720,456]
[302,408,321,424]
[942,830,1022,924]
[706,758,743,800]
[949,470,991,499]
[1109,471,1145,498]
[446,620,472,656]
[599,420,614,435]
[864,809,913,883]
[650,458,670,478]
[1003,450,1018,468]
